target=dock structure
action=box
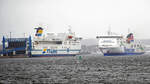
[0,36,32,57]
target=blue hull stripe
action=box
[32,54,77,57]
[104,52,144,56]
[32,49,80,51]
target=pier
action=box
[0,36,32,57]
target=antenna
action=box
[68,25,72,33]
[108,24,111,35]
[68,25,72,29]
[23,33,26,38]
[10,32,11,39]
[128,28,130,33]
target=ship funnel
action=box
[35,27,43,36]
[126,33,134,43]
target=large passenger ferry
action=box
[96,31,145,56]
[31,27,82,57]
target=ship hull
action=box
[100,47,125,54]
[100,47,145,56]
[101,47,145,56]
[31,49,80,57]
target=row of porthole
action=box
[64,42,80,44]
[62,46,70,48]
[131,44,141,48]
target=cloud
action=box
[0,0,150,39]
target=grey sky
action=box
[0,0,150,39]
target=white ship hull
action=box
[100,47,145,56]
[100,47,124,54]
[31,49,81,57]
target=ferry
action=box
[31,27,82,57]
[96,31,145,56]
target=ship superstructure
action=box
[96,32,145,56]
[31,27,82,57]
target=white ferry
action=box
[96,31,145,56]
[31,27,82,57]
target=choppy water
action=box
[0,52,150,84]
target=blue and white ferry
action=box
[96,32,145,56]
[31,27,82,57]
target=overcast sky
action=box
[0,0,150,39]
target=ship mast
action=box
[68,25,72,34]
[128,28,130,33]
[108,24,111,35]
